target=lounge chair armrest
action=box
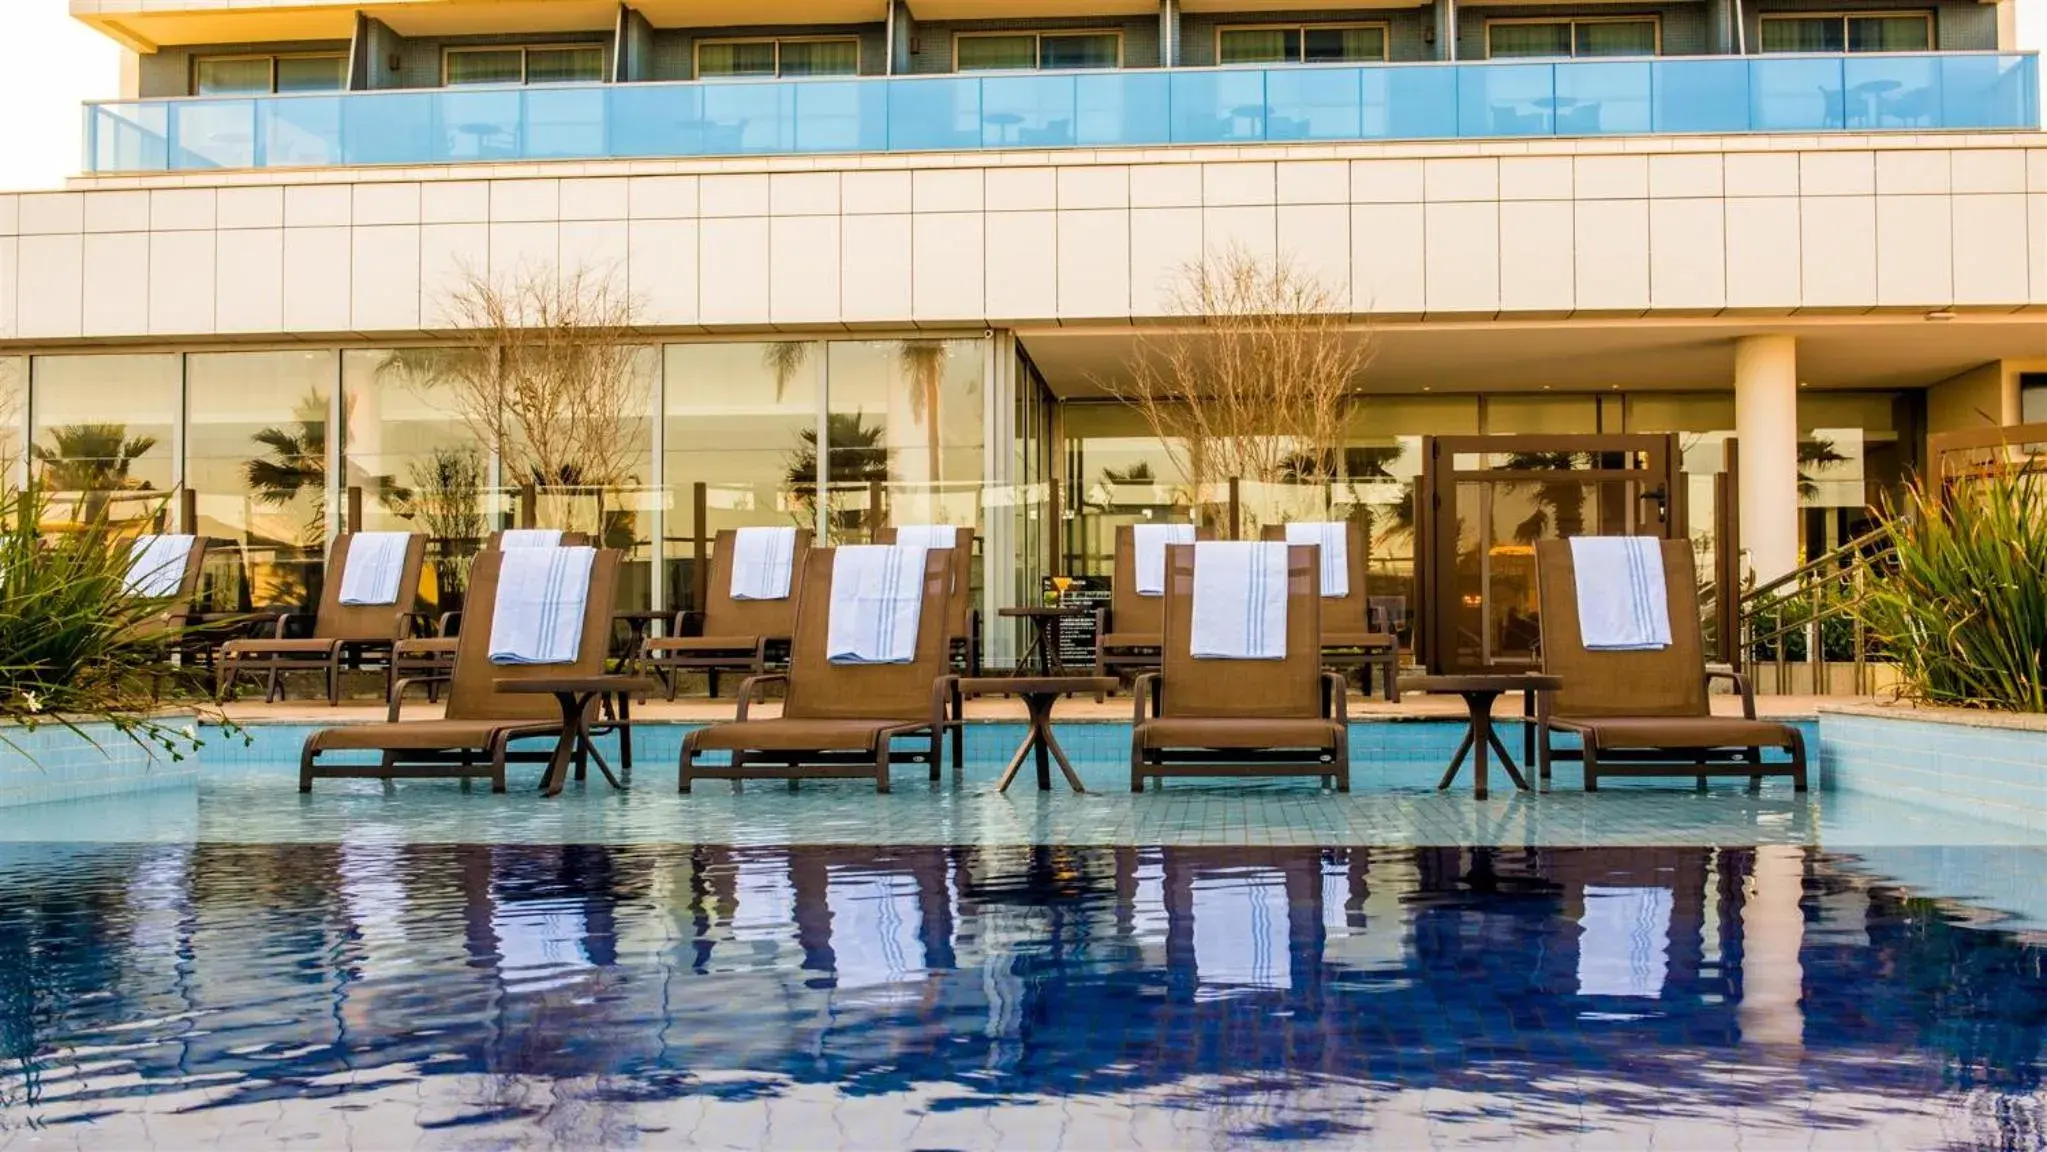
[387,675,452,721]
[734,674,788,721]
[1321,671,1349,723]
[263,610,313,639]
[1704,667,1757,719]
[931,674,961,729]
[436,610,463,638]
[396,611,434,640]
[1131,672,1161,722]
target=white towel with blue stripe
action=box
[893,524,960,551]
[730,525,798,601]
[124,534,195,598]
[1284,521,1349,599]
[1132,523,1196,597]
[499,529,563,549]
[826,545,927,665]
[337,532,413,606]
[1190,541,1289,661]
[488,546,595,665]
[1569,536,1672,651]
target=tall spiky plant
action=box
[1854,458,2047,712]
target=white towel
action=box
[1569,537,1672,651]
[337,532,413,606]
[893,524,960,551]
[729,526,798,601]
[499,529,563,549]
[124,534,195,598]
[1190,541,1288,660]
[826,545,927,665]
[488,546,595,665]
[1285,521,1350,599]
[1132,523,1196,597]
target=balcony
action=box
[84,52,2039,175]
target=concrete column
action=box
[887,0,914,75]
[1435,0,1458,61]
[1738,845,1806,1054]
[1734,335,1799,584]
[1158,0,1181,67]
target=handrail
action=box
[1739,523,1892,608]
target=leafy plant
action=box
[1853,459,2047,711]
[0,486,237,762]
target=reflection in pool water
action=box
[0,842,2042,1147]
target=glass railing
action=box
[83,52,2039,174]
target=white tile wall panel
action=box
[1129,206,1203,317]
[1875,195,1953,307]
[1799,151,1875,196]
[281,225,351,331]
[1951,150,2026,195]
[913,170,982,214]
[1648,198,1726,311]
[2030,195,2047,307]
[1499,157,1572,201]
[213,187,279,229]
[1574,199,1649,313]
[421,181,490,224]
[769,215,841,324]
[17,194,83,236]
[1951,194,2030,307]
[1203,162,1275,207]
[558,219,629,280]
[1056,209,1129,319]
[417,222,487,323]
[840,171,910,215]
[1349,203,1424,315]
[984,209,1057,321]
[0,196,17,237]
[1202,205,1275,263]
[14,234,82,338]
[352,183,421,227]
[698,217,769,325]
[1799,196,1877,308]
[488,222,560,279]
[0,237,13,341]
[700,175,770,218]
[1276,204,1349,303]
[1648,154,1721,199]
[284,184,351,228]
[1423,201,1499,314]
[1724,197,1801,310]
[1056,166,1127,211]
[1423,158,1496,202]
[1723,153,1799,197]
[1499,201,1574,313]
[84,191,149,234]
[841,213,913,324]
[81,232,148,336]
[1351,159,1423,204]
[148,229,215,335]
[1875,151,1949,196]
[628,219,699,326]
[351,225,421,332]
[1275,161,1346,206]
[769,172,839,217]
[1574,155,1648,200]
[627,175,698,219]
[2028,151,2047,194]
[910,212,984,322]
[214,228,283,333]
[559,177,629,221]
[489,179,560,223]
[986,168,1056,212]
[1130,164,1200,208]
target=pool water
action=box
[3,837,2046,1148]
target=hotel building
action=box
[2,0,2042,667]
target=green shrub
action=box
[1854,460,2047,712]
[0,486,227,760]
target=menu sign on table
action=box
[1041,575,1111,669]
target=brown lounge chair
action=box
[1095,523,1214,682]
[299,548,622,792]
[876,525,981,676]
[217,533,427,705]
[1532,538,1807,792]
[1131,543,1349,792]
[1260,521,1401,702]
[120,533,211,642]
[679,546,959,793]
[638,527,813,699]
[390,530,591,698]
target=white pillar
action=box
[1734,335,1799,585]
[1738,845,1805,1054]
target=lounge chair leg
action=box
[708,671,720,698]
[1130,747,1145,794]
[298,745,317,792]
[264,663,281,704]
[491,738,508,793]
[1582,743,1601,792]
[1334,732,1351,793]
[1788,729,1809,792]
[327,658,341,707]
[875,743,891,794]
[678,738,695,793]
[1744,747,1763,794]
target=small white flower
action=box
[20,690,41,715]
[180,724,198,743]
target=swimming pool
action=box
[1,731,2043,1148]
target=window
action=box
[1759,13,1933,53]
[194,54,346,95]
[696,37,859,78]
[444,44,606,86]
[1217,24,1388,65]
[1487,18,1659,58]
[955,31,1120,72]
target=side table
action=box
[1403,674,1562,800]
[958,676,1117,793]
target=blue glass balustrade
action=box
[84,53,2039,174]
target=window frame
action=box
[1484,15,1663,59]
[441,43,610,87]
[952,28,1125,73]
[1214,21,1393,66]
[191,51,350,96]
[693,35,863,79]
[1756,11,1936,54]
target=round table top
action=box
[494,675,659,695]
[1403,673,1562,695]
[998,605,1096,618]
[958,675,1119,697]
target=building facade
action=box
[4,0,2044,664]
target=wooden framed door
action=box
[1420,434,1682,674]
